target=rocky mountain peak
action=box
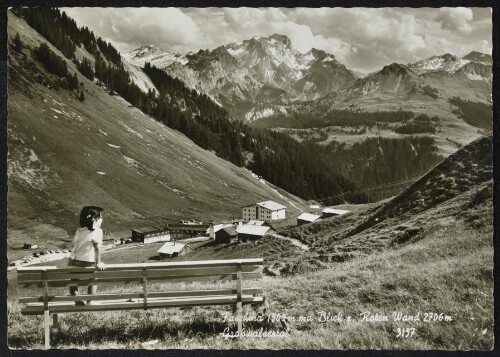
[463,51,492,64]
[130,44,162,58]
[268,33,292,46]
[441,53,458,61]
[380,63,415,77]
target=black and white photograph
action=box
[4,4,494,350]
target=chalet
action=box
[209,220,243,239]
[322,208,350,218]
[236,224,271,242]
[242,200,286,222]
[297,212,322,226]
[157,242,185,258]
[215,226,238,244]
[131,226,171,244]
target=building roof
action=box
[132,226,169,234]
[218,226,238,236]
[256,200,286,211]
[236,224,270,236]
[322,208,350,215]
[157,242,185,255]
[297,213,321,222]
[247,220,267,226]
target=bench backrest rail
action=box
[18,266,263,288]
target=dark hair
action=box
[79,206,105,231]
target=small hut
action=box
[23,243,38,250]
[322,208,350,219]
[157,242,185,259]
[236,225,270,242]
[297,212,321,226]
[215,226,238,244]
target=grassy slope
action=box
[6,12,309,260]
[7,135,493,349]
[7,195,492,349]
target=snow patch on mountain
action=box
[244,106,288,121]
[361,80,379,95]
[226,46,246,58]
[466,73,489,81]
[303,81,315,91]
[409,54,470,74]
[122,45,188,69]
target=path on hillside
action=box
[270,233,310,251]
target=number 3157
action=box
[396,327,416,338]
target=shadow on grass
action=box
[9,310,280,348]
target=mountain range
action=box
[122,34,492,124]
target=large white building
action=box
[242,200,286,222]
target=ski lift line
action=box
[323,177,420,202]
[352,176,420,192]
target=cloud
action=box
[62,7,491,72]
[437,7,474,34]
[63,8,201,52]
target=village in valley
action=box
[10,200,350,268]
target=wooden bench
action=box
[17,258,265,348]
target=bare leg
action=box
[87,285,97,304]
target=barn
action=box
[297,212,322,226]
[157,242,185,258]
[215,226,238,244]
[236,224,271,242]
[322,208,350,218]
[131,226,171,244]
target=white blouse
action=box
[70,227,103,262]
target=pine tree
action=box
[79,90,85,102]
[13,32,22,52]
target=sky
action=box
[62,7,492,73]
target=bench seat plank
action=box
[19,287,264,303]
[21,294,264,315]
[20,272,263,288]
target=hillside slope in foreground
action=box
[6,13,309,260]
[8,136,493,349]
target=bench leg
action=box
[44,310,50,349]
[237,302,243,334]
[52,314,59,333]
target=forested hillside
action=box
[449,97,493,130]
[324,137,442,202]
[12,7,363,202]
